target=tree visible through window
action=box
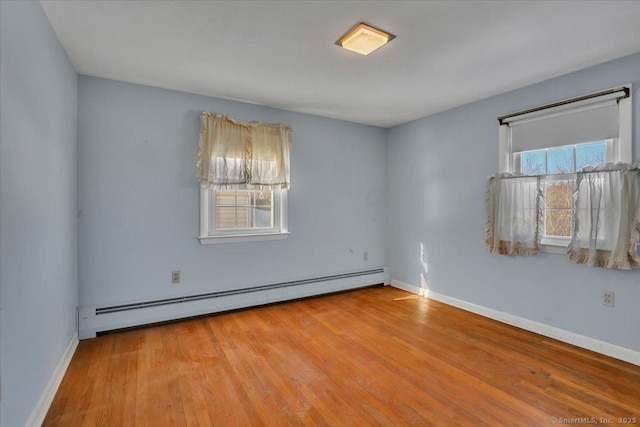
[545,181,572,237]
[515,140,608,238]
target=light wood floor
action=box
[44,286,640,426]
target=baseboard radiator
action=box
[78,267,389,339]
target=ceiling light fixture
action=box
[336,22,395,56]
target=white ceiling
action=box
[41,1,640,128]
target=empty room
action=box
[2,0,640,426]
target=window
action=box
[514,140,610,243]
[498,86,632,253]
[199,187,288,244]
[197,113,291,244]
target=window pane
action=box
[576,141,607,171]
[235,191,252,207]
[519,150,546,175]
[250,191,273,228]
[546,181,572,209]
[234,207,251,228]
[253,191,272,207]
[215,207,236,229]
[545,209,572,237]
[547,146,574,174]
[253,206,273,228]
[215,191,236,207]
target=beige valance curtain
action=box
[198,113,292,190]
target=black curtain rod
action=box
[497,87,629,126]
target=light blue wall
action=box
[387,53,640,352]
[0,1,78,426]
[77,76,387,307]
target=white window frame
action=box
[498,85,632,254]
[199,187,289,244]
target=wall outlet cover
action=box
[602,290,614,307]
[172,270,181,284]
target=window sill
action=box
[540,236,570,255]
[540,244,568,255]
[199,232,290,245]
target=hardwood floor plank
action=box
[261,304,407,426]
[43,286,640,426]
[255,305,391,426]
[288,301,476,425]
[202,317,267,426]
[229,311,329,425]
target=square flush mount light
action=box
[336,22,395,56]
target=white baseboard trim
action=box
[391,280,640,366]
[25,332,79,427]
[390,280,428,296]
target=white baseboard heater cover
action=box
[79,267,389,339]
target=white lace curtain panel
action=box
[486,175,543,255]
[198,113,292,190]
[568,163,640,269]
[486,163,640,270]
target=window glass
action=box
[520,151,546,175]
[215,190,273,230]
[515,140,610,176]
[576,141,607,170]
[547,146,574,174]
[545,181,573,237]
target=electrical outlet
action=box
[363,251,369,261]
[602,290,614,307]
[171,270,181,284]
